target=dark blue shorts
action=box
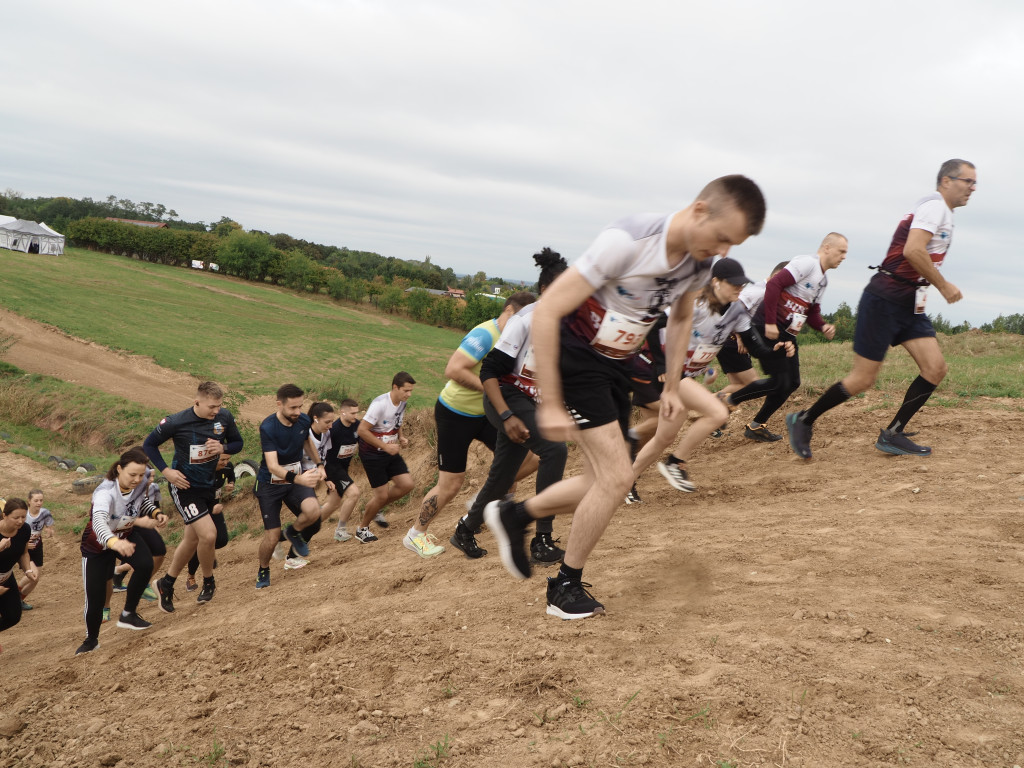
[853,290,935,362]
[254,481,317,530]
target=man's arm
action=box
[142,419,190,490]
[357,419,398,455]
[903,228,962,303]
[531,267,598,440]
[661,290,698,419]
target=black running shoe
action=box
[449,520,487,559]
[256,567,271,589]
[153,577,175,614]
[785,411,813,459]
[624,484,642,505]
[744,423,783,442]
[545,578,606,620]
[875,428,931,456]
[116,611,152,631]
[530,532,564,564]
[75,638,100,655]
[284,525,310,558]
[484,499,531,580]
[197,578,216,604]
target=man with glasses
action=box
[786,159,976,459]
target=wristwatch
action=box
[499,409,514,421]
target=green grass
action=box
[0,246,462,407]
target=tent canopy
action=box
[0,219,65,255]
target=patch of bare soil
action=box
[2,394,1024,767]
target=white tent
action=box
[0,219,65,255]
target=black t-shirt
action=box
[326,419,360,471]
[143,407,244,488]
[0,523,30,580]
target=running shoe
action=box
[657,459,696,492]
[545,578,606,620]
[715,391,737,411]
[530,533,564,564]
[255,567,271,589]
[112,573,127,593]
[185,575,199,592]
[101,607,110,624]
[624,484,642,504]
[709,427,725,439]
[785,411,813,459]
[152,577,175,614]
[141,585,158,601]
[197,579,216,603]
[449,520,486,558]
[284,556,310,570]
[484,499,531,580]
[355,527,378,543]
[284,524,310,558]
[373,512,390,529]
[334,526,352,542]
[744,423,783,442]
[75,638,100,655]
[116,611,152,631]
[20,600,33,611]
[875,428,932,457]
[272,541,287,560]
[403,531,445,558]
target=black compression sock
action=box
[802,381,851,425]
[163,574,176,586]
[558,563,583,582]
[203,576,215,586]
[887,375,937,432]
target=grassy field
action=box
[2,246,1023,467]
[0,246,463,406]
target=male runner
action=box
[324,399,363,542]
[412,292,536,558]
[254,383,325,589]
[487,175,766,619]
[787,159,975,458]
[146,381,243,610]
[355,372,416,545]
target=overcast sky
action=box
[3,1,1021,325]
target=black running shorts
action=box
[169,486,217,525]
[361,452,410,489]
[254,481,317,530]
[560,330,632,435]
[853,290,936,362]
[434,399,497,474]
[716,337,754,375]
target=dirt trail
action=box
[2,399,1023,767]
[0,309,265,423]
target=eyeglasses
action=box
[949,176,977,188]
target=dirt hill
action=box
[2,383,1024,767]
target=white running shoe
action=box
[284,556,309,570]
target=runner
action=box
[1,499,38,648]
[452,248,570,561]
[486,175,766,619]
[20,489,53,610]
[629,258,793,493]
[321,399,363,543]
[253,383,325,589]
[411,292,536,558]
[722,234,846,441]
[111,469,165,603]
[76,447,169,655]
[185,458,233,591]
[354,372,416,544]
[145,381,243,610]
[787,160,975,459]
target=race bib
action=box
[189,444,219,464]
[520,346,538,380]
[787,312,807,335]
[685,343,722,376]
[336,443,356,459]
[380,433,399,444]
[914,286,928,315]
[271,461,302,484]
[591,313,652,359]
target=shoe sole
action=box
[151,579,174,614]
[75,642,101,655]
[403,538,444,558]
[484,501,530,580]
[449,535,486,559]
[545,604,606,620]
[875,441,931,457]
[334,534,352,542]
[656,463,696,492]
[116,619,152,631]
[785,413,813,459]
[284,561,309,570]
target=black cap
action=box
[711,257,752,286]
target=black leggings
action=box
[82,529,154,641]
[730,333,801,425]
[187,512,229,576]
[0,576,22,632]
